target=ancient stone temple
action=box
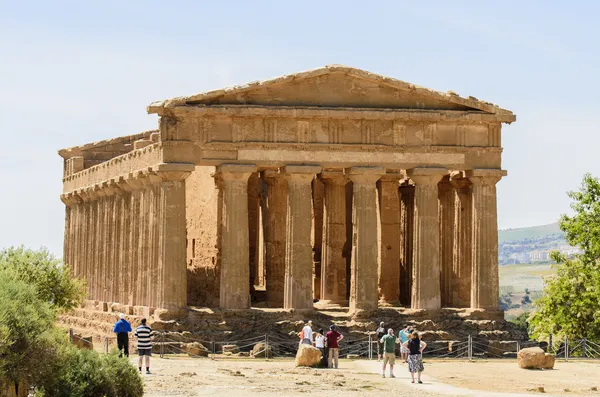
[59,65,514,315]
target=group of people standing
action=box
[376,322,427,383]
[299,320,344,369]
[113,313,153,374]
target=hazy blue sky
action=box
[1,1,599,255]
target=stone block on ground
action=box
[295,344,322,367]
[542,353,555,369]
[72,333,94,350]
[222,344,240,354]
[517,347,546,369]
[184,342,209,357]
[251,342,272,358]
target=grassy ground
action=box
[499,263,555,319]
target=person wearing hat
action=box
[375,321,386,362]
[113,313,132,357]
[325,325,344,369]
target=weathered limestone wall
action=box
[186,166,221,307]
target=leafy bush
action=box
[510,312,530,335]
[37,348,143,397]
[0,246,85,311]
[0,269,59,394]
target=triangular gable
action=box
[148,65,513,117]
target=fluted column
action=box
[407,168,446,310]
[450,172,472,307]
[284,165,320,310]
[154,165,194,309]
[320,171,348,304]
[217,164,256,309]
[467,169,506,309]
[348,167,384,314]
[125,174,143,306]
[377,174,401,304]
[262,170,288,306]
[117,177,132,305]
[438,177,454,307]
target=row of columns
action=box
[215,164,504,313]
[62,166,192,309]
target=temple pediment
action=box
[148,65,513,117]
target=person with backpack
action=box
[375,321,386,362]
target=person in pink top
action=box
[325,325,344,369]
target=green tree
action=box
[529,173,600,340]
[0,246,85,311]
[0,269,59,395]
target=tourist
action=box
[380,328,397,378]
[113,313,132,357]
[314,328,327,367]
[398,325,411,363]
[325,325,344,369]
[375,321,386,362]
[135,318,153,374]
[301,320,313,345]
[401,331,427,384]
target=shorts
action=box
[377,341,384,354]
[138,348,152,356]
[401,346,409,354]
[383,352,396,366]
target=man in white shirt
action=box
[301,320,313,344]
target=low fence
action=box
[70,329,600,361]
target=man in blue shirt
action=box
[113,313,132,357]
[398,325,411,363]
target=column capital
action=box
[348,166,385,185]
[466,169,507,185]
[320,170,347,185]
[407,167,447,185]
[285,165,320,183]
[217,164,257,181]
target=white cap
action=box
[119,313,125,319]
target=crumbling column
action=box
[262,170,288,306]
[217,164,257,309]
[348,167,384,314]
[438,176,454,307]
[407,168,446,310]
[154,164,194,309]
[450,172,472,308]
[284,165,320,310]
[399,182,414,307]
[467,169,506,309]
[377,173,401,304]
[320,171,348,304]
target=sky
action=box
[1,0,599,256]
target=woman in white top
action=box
[314,328,327,367]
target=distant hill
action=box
[498,222,562,243]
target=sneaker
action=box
[390,374,395,378]
[146,370,151,375]
[418,380,422,384]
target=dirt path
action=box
[132,356,600,397]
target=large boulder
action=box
[295,344,322,367]
[517,347,546,369]
[184,342,209,357]
[251,342,272,358]
[542,353,555,369]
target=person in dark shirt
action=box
[113,313,132,357]
[325,325,344,369]
[135,318,153,374]
[401,331,427,384]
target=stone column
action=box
[348,167,384,314]
[312,178,324,301]
[248,173,261,295]
[377,173,401,304]
[217,164,257,309]
[467,169,506,309]
[154,164,194,309]
[284,165,321,310]
[407,168,447,310]
[320,171,348,304]
[126,173,143,306]
[450,172,472,308]
[117,177,132,306]
[438,176,454,307]
[262,170,288,306]
[399,182,414,306]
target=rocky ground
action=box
[132,356,600,397]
